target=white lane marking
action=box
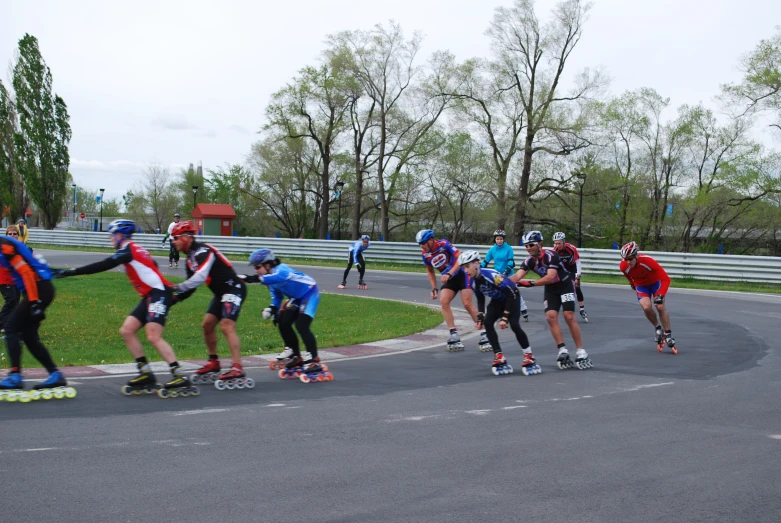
[612,382,674,393]
[266,403,286,407]
[768,435,781,440]
[386,415,441,422]
[24,447,58,452]
[502,406,527,410]
[173,408,231,416]
[465,410,492,415]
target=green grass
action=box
[29,242,781,293]
[1,272,442,368]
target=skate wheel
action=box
[169,390,179,398]
[657,343,663,352]
[190,375,200,384]
[491,367,500,376]
[268,361,277,371]
[236,379,246,390]
[214,380,226,391]
[300,374,311,384]
[121,385,132,396]
[29,390,41,400]
[179,390,190,397]
[53,389,65,399]
[245,378,255,389]
[6,392,17,402]
[19,392,31,403]
[278,370,286,379]
[671,346,678,355]
[225,380,236,390]
[507,365,514,374]
[157,388,169,399]
[190,386,200,396]
[41,390,53,400]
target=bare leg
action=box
[460,288,478,320]
[638,298,660,327]
[119,316,145,359]
[202,313,219,357]
[546,310,565,345]
[656,303,671,331]
[145,322,177,364]
[563,311,583,347]
[220,319,242,366]
[439,288,457,329]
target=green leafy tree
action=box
[12,34,72,229]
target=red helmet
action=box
[620,241,639,260]
[171,220,196,237]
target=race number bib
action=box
[221,294,243,306]
[148,302,167,315]
[561,292,576,303]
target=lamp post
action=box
[192,185,199,211]
[99,188,105,231]
[577,172,587,248]
[71,184,77,227]
[334,180,345,240]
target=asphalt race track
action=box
[2,249,780,522]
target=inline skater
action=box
[416,229,485,352]
[552,232,588,322]
[339,234,370,290]
[619,241,677,354]
[481,229,528,320]
[171,221,248,383]
[511,231,592,370]
[0,233,67,394]
[459,250,540,376]
[54,219,192,396]
[242,249,332,383]
[0,226,21,337]
[161,213,181,268]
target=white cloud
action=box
[151,114,198,130]
[229,124,250,135]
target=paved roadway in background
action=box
[1,250,780,522]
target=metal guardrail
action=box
[29,229,781,283]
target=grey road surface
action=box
[1,249,780,522]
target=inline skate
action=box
[478,332,493,352]
[662,333,678,355]
[214,364,255,390]
[157,373,199,399]
[580,308,589,323]
[357,279,368,290]
[337,281,346,290]
[575,348,593,370]
[29,371,77,401]
[520,351,542,376]
[446,331,465,352]
[0,372,29,402]
[190,358,221,384]
[121,370,161,396]
[299,355,334,383]
[269,347,294,370]
[491,352,513,376]
[556,348,575,370]
[279,355,304,379]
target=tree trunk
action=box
[351,149,363,239]
[511,133,535,245]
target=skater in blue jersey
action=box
[460,250,540,376]
[481,230,528,320]
[339,235,370,290]
[243,249,332,382]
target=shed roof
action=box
[192,204,236,219]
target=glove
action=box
[476,312,484,324]
[517,280,535,288]
[504,267,512,276]
[261,305,278,320]
[480,261,487,268]
[53,269,74,279]
[30,300,45,321]
[653,295,665,305]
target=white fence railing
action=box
[29,229,781,283]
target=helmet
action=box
[522,230,543,245]
[249,248,275,266]
[621,241,639,260]
[107,219,136,236]
[457,250,480,266]
[173,213,180,218]
[17,218,26,224]
[360,234,370,241]
[415,229,435,244]
[171,220,196,236]
[552,232,566,241]
[493,229,506,238]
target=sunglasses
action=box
[524,243,538,248]
[7,233,18,236]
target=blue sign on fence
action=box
[718,244,723,254]
[613,242,618,250]
[666,204,673,216]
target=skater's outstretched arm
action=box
[58,249,130,277]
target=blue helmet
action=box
[249,248,275,266]
[360,234,370,242]
[522,230,543,245]
[415,229,435,244]
[107,219,137,237]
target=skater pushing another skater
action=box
[0,226,21,338]
[481,230,528,321]
[459,251,540,376]
[619,241,677,354]
[339,235,370,290]
[552,232,588,322]
[416,229,485,352]
[55,220,195,398]
[511,231,593,370]
[243,249,332,383]
[171,221,251,388]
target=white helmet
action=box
[553,232,566,241]
[458,250,480,266]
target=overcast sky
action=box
[2,0,780,200]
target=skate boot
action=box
[522,309,529,322]
[491,352,513,376]
[337,281,346,289]
[168,262,173,268]
[580,308,589,323]
[121,370,160,396]
[29,371,76,400]
[575,348,593,370]
[215,364,255,390]
[520,351,542,376]
[655,327,664,352]
[269,346,295,370]
[299,354,334,383]
[279,355,304,379]
[446,331,465,352]
[556,348,574,370]
[174,262,178,268]
[478,332,493,352]
[191,358,221,384]
[664,333,678,355]
[0,372,28,403]
[358,279,368,290]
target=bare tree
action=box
[125,163,177,233]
